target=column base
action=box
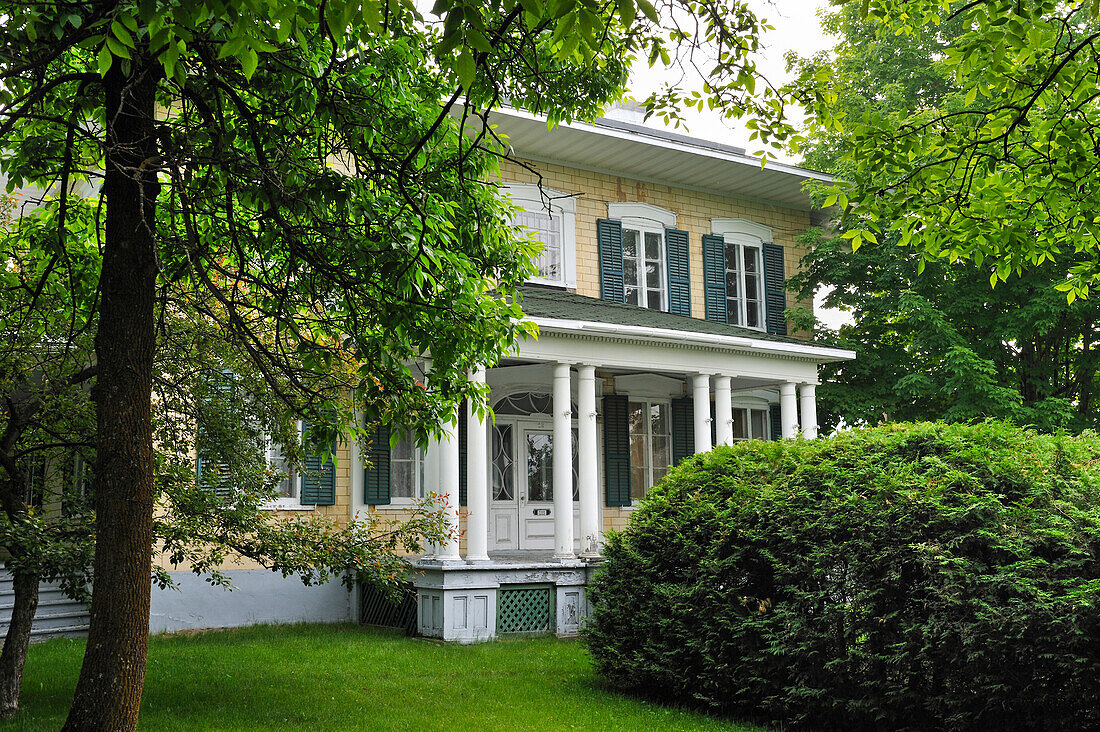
[465,555,491,564]
[419,557,466,568]
[550,554,582,566]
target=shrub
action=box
[584,421,1100,731]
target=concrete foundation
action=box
[413,554,600,643]
[149,569,353,634]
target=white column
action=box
[423,434,440,557]
[779,382,799,439]
[714,375,733,447]
[800,382,819,440]
[692,374,712,454]
[466,367,490,562]
[436,408,462,562]
[552,363,575,560]
[577,365,600,558]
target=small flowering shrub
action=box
[585,422,1100,731]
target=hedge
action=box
[584,421,1100,731]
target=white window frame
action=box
[626,398,672,502]
[501,184,577,289]
[608,202,678,312]
[713,218,772,332]
[264,421,315,511]
[731,396,772,441]
[387,429,425,505]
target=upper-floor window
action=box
[706,218,786,335]
[623,223,666,310]
[601,202,688,315]
[501,184,577,289]
[725,237,764,329]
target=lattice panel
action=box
[497,585,554,635]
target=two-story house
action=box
[148,105,855,640]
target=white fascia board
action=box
[529,317,856,364]
[489,106,835,186]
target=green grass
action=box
[3,624,767,731]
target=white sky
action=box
[625,0,836,163]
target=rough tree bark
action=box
[62,54,160,732]
[0,567,39,718]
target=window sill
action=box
[261,500,316,512]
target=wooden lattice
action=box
[497,584,554,635]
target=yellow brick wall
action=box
[495,158,815,338]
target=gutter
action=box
[529,317,856,363]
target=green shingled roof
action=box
[517,284,811,346]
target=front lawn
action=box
[4,624,766,731]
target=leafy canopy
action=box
[796,0,1100,298]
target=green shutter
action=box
[665,228,691,316]
[671,397,694,466]
[710,399,717,447]
[602,395,631,507]
[458,402,467,507]
[363,424,391,504]
[196,369,237,500]
[769,403,782,441]
[763,243,787,335]
[702,234,727,323]
[300,421,337,506]
[196,457,234,500]
[597,219,625,303]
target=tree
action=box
[0,195,448,718]
[0,0,791,728]
[795,1,1100,294]
[786,3,1100,433]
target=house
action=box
[148,104,855,639]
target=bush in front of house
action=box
[584,421,1100,731]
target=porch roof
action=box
[516,285,855,364]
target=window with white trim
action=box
[732,407,770,440]
[628,400,671,500]
[389,429,425,499]
[623,224,666,310]
[502,184,577,288]
[726,236,765,329]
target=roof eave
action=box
[530,317,856,364]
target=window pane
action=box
[646,263,661,290]
[732,409,748,440]
[628,402,646,433]
[751,409,767,440]
[492,425,514,501]
[652,435,670,471]
[744,247,760,273]
[725,270,739,297]
[629,434,647,470]
[630,467,647,501]
[647,289,662,310]
[652,464,669,485]
[623,229,639,259]
[727,299,741,325]
[651,403,669,435]
[746,301,760,329]
[623,257,638,288]
[527,433,553,502]
[644,231,662,260]
[625,286,640,306]
[391,462,413,498]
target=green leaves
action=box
[588,421,1100,730]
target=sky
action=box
[625,0,837,163]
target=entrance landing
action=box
[412,553,602,642]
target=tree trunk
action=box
[0,568,39,718]
[63,54,160,732]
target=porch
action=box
[386,288,854,641]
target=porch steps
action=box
[0,569,90,643]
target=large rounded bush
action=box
[585,422,1100,731]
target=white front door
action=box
[489,419,579,552]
